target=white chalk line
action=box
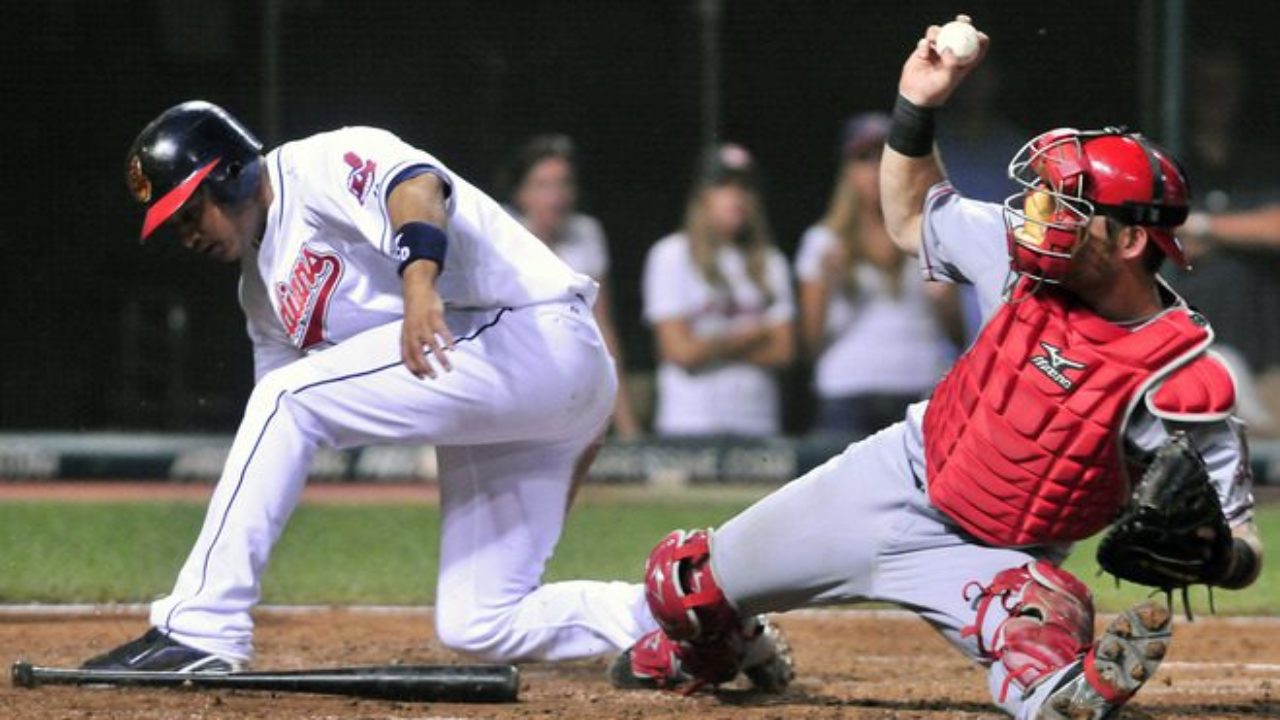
[1163,660,1280,673]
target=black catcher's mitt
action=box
[1096,432,1233,590]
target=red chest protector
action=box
[924,283,1213,547]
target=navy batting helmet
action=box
[126,100,263,240]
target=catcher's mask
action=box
[1002,127,1191,284]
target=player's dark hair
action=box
[498,134,578,202]
[1141,240,1166,274]
[1105,217,1166,274]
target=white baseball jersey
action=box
[150,126,657,665]
[241,127,596,379]
[643,232,794,436]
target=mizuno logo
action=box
[1030,341,1086,391]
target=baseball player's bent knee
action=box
[645,529,741,642]
[249,364,336,441]
[963,561,1094,701]
[433,601,521,662]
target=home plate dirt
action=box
[2,608,1277,719]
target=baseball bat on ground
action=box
[10,661,519,703]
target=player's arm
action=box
[881,16,989,255]
[797,277,829,358]
[387,173,455,379]
[1189,422,1263,590]
[1192,418,1264,589]
[741,252,796,368]
[739,321,794,369]
[1222,518,1264,589]
[1186,204,1280,251]
[653,319,773,371]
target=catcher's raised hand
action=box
[897,15,990,108]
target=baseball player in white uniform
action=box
[85,101,672,672]
[609,18,1263,720]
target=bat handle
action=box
[12,661,35,688]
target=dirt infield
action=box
[2,608,1276,719]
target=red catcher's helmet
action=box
[1002,127,1191,283]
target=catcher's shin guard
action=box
[644,529,739,641]
[612,529,795,693]
[1036,600,1172,720]
[963,561,1095,702]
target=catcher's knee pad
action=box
[644,529,740,642]
[963,561,1095,700]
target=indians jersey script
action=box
[238,127,596,380]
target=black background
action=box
[3,1,1276,431]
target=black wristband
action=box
[887,94,937,158]
[1216,537,1260,590]
[395,221,448,275]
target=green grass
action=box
[1063,522,1280,616]
[0,497,1276,614]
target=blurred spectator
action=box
[795,113,959,440]
[1168,44,1280,434]
[642,143,794,437]
[935,61,1025,204]
[503,134,641,439]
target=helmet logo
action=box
[127,155,152,203]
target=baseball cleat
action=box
[81,627,242,673]
[608,615,794,694]
[607,629,693,690]
[1036,600,1171,720]
[739,616,795,693]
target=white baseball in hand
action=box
[936,20,980,63]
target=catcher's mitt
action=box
[1096,432,1233,590]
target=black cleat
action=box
[81,628,241,673]
[1036,600,1172,720]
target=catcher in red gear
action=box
[608,15,1263,720]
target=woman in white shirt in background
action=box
[506,134,641,438]
[642,143,795,437]
[795,113,960,440]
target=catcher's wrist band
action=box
[888,94,936,157]
[396,222,448,275]
[1217,537,1261,590]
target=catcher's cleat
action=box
[1036,600,1172,720]
[739,616,795,693]
[81,627,243,673]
